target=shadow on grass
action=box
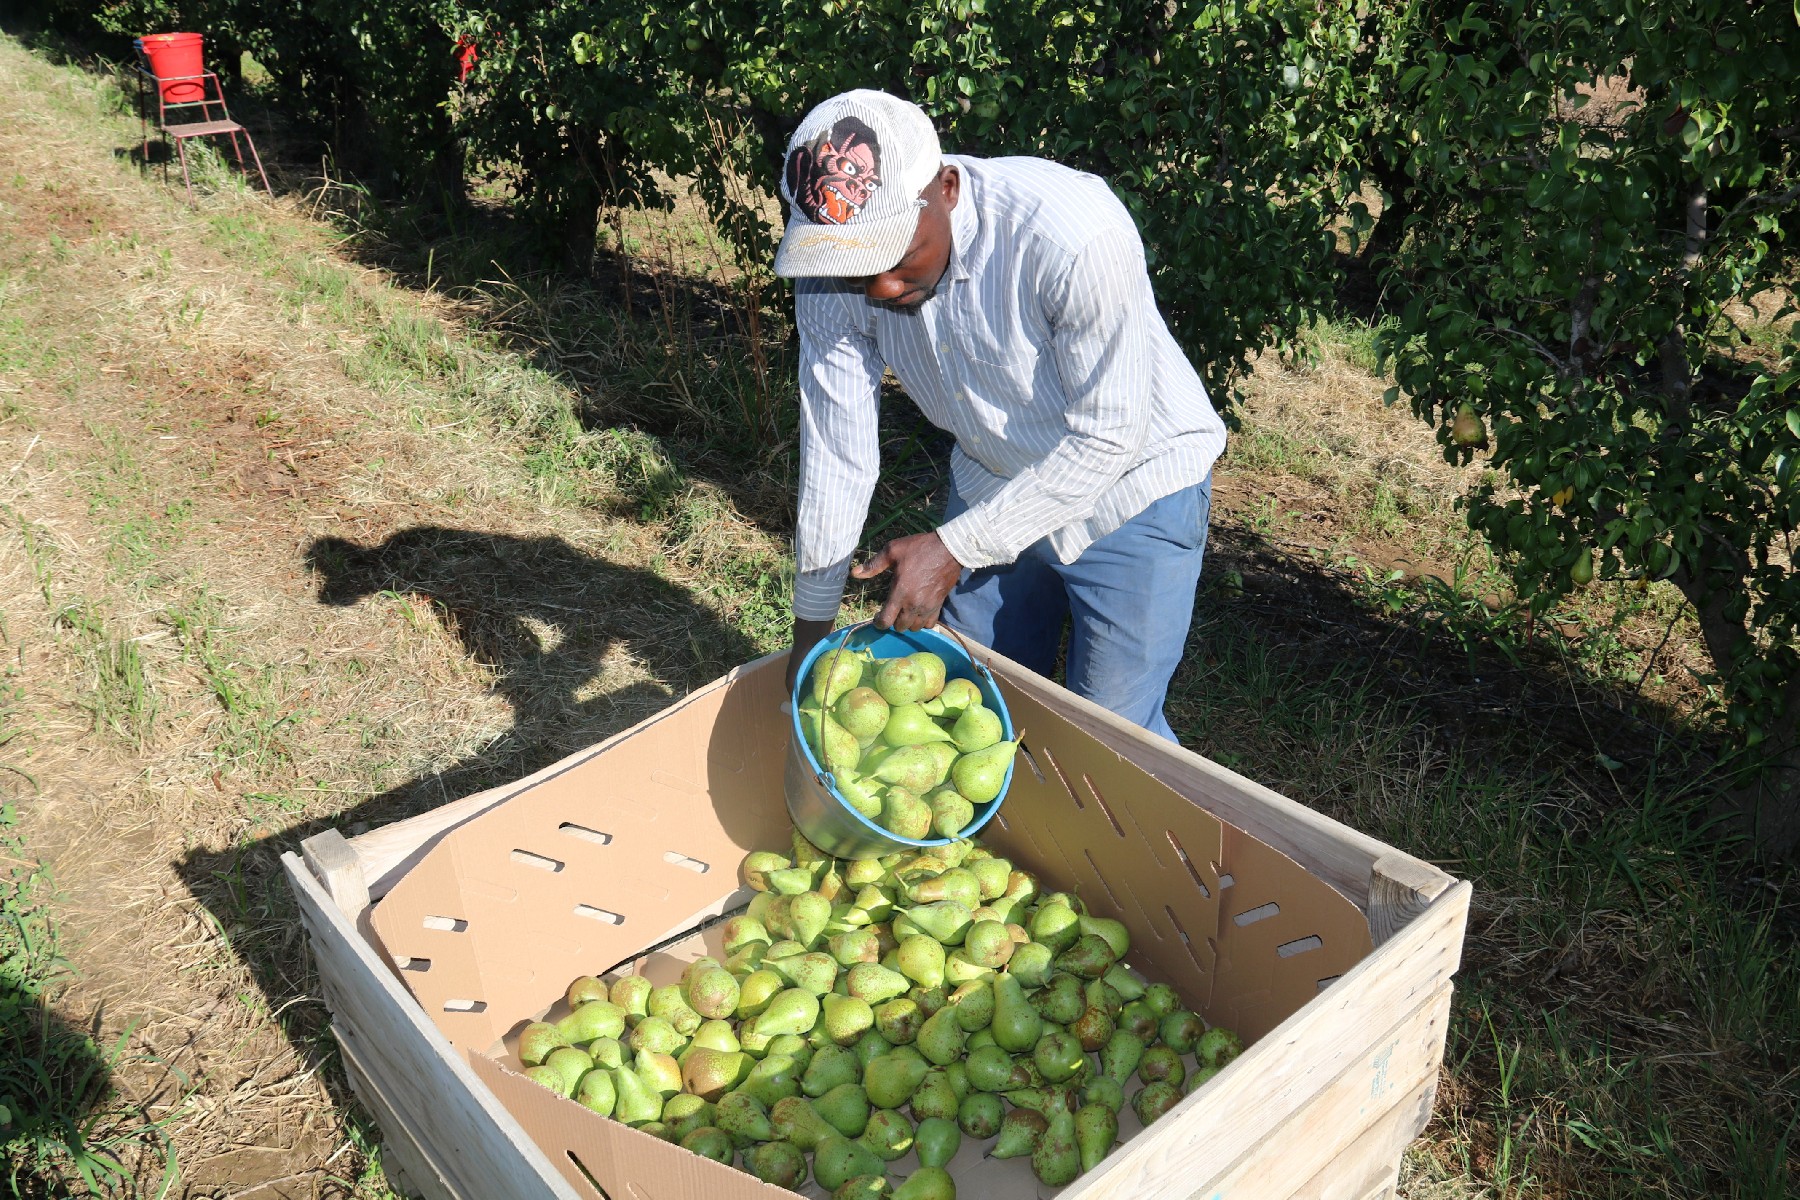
[169,525,757,1184]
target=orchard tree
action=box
[1374,0,1800,846]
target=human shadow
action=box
[170,526,761,1173]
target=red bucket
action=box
[140,32,206,103]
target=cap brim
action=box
[773,208,920,279]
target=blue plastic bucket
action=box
[786,624,1015,860]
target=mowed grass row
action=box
[2,32,1796,1199]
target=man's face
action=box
[855,166,960,313]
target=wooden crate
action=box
[286,646,1468,1200]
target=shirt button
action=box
[938,343,950,354]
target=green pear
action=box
[814,1133,886,1193]
[744,1139,806,1187]
[909,1068,960,1122]
[1034,1029,1088,1084]
[882,703,955,747]
[556,999,625,1044]
[1142,982,1181,1017]
[685,1020,741,1056]
[916,1007,968,1066]
[572,1067,616,1116]
[858,1106,915,1161]
[722,914,771,954]
[544,1046,593,1095]
[1185,1064,1223,1094]
[1070,1001,1117,1053]
[1102,962,1146,1001]
[836,771,886,820]
[834,686,891,741]
[1033,1108,1080,1186]
[1100,1029,1146,1085]
[964,1044,1027,1093]
[684,964,740,1021]
[802,1044,861,1098]
[814,1081,872,1138]
[949,737,1019,804]
[1076,1102,1119,1173]
[942,950,991,987]
[1029,901,1082,953]
[753,989,821,1039]
[990,972,1042,1054]
[852,1029,894,1069]
[1198,1026,1245,1067]
[518,1021,567,1067]
[987,1107,1046,1159]
[811,645,870,706]
[765,866,818,895]
[912,652,948,699]
[910,982,949,1017]
[874,997,924,1045]
[587,1037,625,1071]
[769,950,840,995]
[1031,973,1085,1025]
[873,656,929,706]
[637,1121,675,1142]
[950,704,1003,753]
[611,1063,663,1125]
[1006,942,1055,988]
[1080,913,1131,959]
[787,892,834,947]
[906,868,980,909]
[1117,1000,1160,1042]
[844,858,887,888]
[948,980,994,1032]
[936,677,981,716]
[1055,933,1117,979]
[649,984,704,1035]
[524,1064,570,1096]
[681,1047,748,1100]
[878,785,934,839]
[829,927,882,966]
[863,1050,930,1109]
[741,852,792,894]
[661,1093,713,1141]
[770,1095,838,1152]
[819,713,863,774]
[895,935,946,989]
[959,1090,1004,1139]
[736,969,785,1019]
[1083,1074,1126,1113]
[716,1090,775,1144]
[1133,1079,1182,1125]
[635,1048,683,1098]
[822,993,876,1046]
[565,975,609,1008]
[922,743,958,789]
[680,1126,734,1164]
[914,1115,960,1168]
[929,791,975,839]
[892,1166,954,1200]
[962,921,1016,969]
[628,1016,684,1056]
[872,747,943,794]
[1160,1009,1206,1055]
[834,1176,890,1200]
[846,962,911,1005]
[895,902,973,946]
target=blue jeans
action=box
[939,479,1212,742]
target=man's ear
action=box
[941,165,961,209]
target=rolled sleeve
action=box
[936,228,1152,567]
[793,284,885,621]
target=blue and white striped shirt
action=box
[792,154,1227,621]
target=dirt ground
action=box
[0,35,1730,1200]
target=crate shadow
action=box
[170,524,765,1150]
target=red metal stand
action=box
[132,41,272,205]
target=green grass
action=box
[163,589,308,779]
[1170,600,1798,1199]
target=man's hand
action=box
[854,531,965,632]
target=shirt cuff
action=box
[793,556,853,623]
[937,506,1010,571]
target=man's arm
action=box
[786,284,885,692]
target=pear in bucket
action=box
[873,655,930,705]
[950,703,1004,754]
[882,703,954,747]
[950,731,1024,805]
[833,687,890,742]
[810,644,870,706]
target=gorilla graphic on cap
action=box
[786,115,883,226]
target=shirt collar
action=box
[945,159,978,284]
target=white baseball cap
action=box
[773,90,943,279]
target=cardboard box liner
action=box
[371,660,1375,1200]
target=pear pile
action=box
[797,645,1021,841]
[517,831,1243,1198]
